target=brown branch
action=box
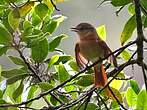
[134,0,144,65]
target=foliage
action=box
[0,0,146,110]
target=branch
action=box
[141,63,147,89]
[50,0,60,11]
[0,40,137,108]
[134,0,144,65]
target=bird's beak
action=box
[70,27,79,32]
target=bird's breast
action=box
[79,40,104,63]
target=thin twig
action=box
[50,0,60,11]
[141,63,147,90]
[95,91,109,110]
[114,76,133,80]
[108,86,127,110]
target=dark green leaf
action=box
[120,15,136,45]
[79,103,97,110]
[136,89,147,110]
[7,74,28,85]
[50,95,57,106]
[0,24,12,45]
[126,87,137,107]
[144,17,147,28]
[111,0,132,6]
[31,38,49,63]
[0,90,3,98]
[48,55,59,68]
[12,82,24,102]
[8,9,20,30]
[140,0,147,10]
[49,34,67,52]
[8,56,27,67]
[1,68,27,78]
[0,46,8,56]
[38,82,53,91]
[35,3,48,19]
[130,80,140,94]
[57,63,70,83]
[0,99,7,110]
[76,74,93,87]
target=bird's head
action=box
[71,23,97,39]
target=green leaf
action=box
[49,34,67,52]
[69,60,78,71]
[50,95,57,106]
[140,0,147,10]
[7,74,28,85]
[111,0,132,7]
[144,17,147,28]
[46,55,73,64]
[57,63,70,83]
[23,20,32,30]
[8,56,26,67]
[32,11,41,26]
[27,86,38,106]
[121,49,131,61]
[130,80,140,94]
[0,89,3,98]
[76,74,93,87]
[19,1,34,17]
[120,15,136,45]
[136,89,147,110]
[48,55,59,68]
[96,25,106,41]
[126,87,137,107]
[8,9,20,30]
[111,101,120,110]
[79,103,97,110]
[31,38,49,63]
[43,15,66,34]
[38,82,53,91]
[43,20,58,34]
[128,4,135,15]
[0,99,7,110]
[12,82,24,102]
[0,46,8,56]
[0,24,12,45]
[35,3,48,19]
[1,68,27,78]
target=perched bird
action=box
[71,23,117,88]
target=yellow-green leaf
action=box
[19,1,34,17]
[120,15,136,45]
[96,25,106,41]
[8,9,20,30]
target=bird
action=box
[71,23,117,88]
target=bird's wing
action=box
[75,43,87,70]
[99,40,117,67]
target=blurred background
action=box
[0,0,147,87]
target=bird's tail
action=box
[94,64,108,88]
